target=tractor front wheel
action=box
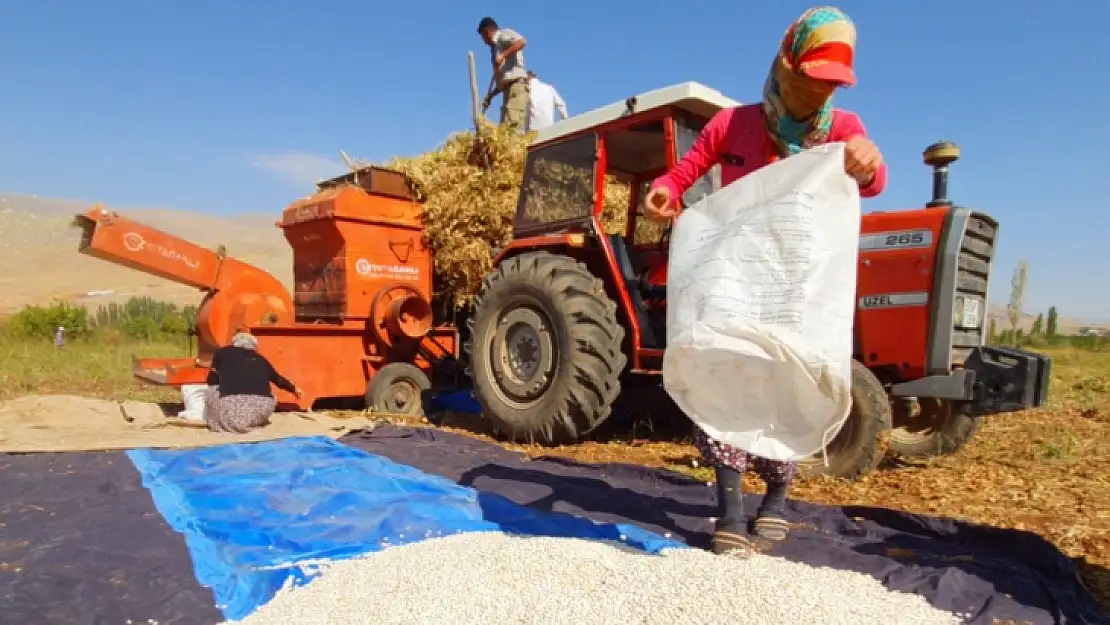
[889,397,978,458]
[467,252,627,445]
[798,360,893,480]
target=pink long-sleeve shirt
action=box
[652,104,888,203]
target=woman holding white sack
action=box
[644,6,887,552]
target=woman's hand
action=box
[844,136,883,185]
[643,186,679,222]
[293,387,304,399]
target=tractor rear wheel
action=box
[366,362,430,416]
[889,397,978,458]
[798,360,892,480]
[467,251,627,445]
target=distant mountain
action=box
[0,194,292,314]
[985,303,1107,337]
[1,192,1105,336]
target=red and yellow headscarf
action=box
[762,7,858,156]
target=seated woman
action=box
[204,332,302,434]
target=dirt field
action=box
[3,192,1108,335]
[0,195,292,314]
[1,336,1107,610]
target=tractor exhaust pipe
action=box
[923,141,960,208]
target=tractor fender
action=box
[490,233,587,267]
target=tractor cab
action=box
[469,81,1050,478]
[510,82,738,368]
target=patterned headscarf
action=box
[231,332,258,350]
[762,7,858,157]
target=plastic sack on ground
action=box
[663,143,861,462]
[178,384,209,422]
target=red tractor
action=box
[464,82,1051,479]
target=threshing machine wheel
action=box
[366,362,431,416]
[466,251,627,445]
[888,397,978,458]
[797,360,893,481]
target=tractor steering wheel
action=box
[634,219,673,298]
[658,221,673,252]
[654,198,681,253]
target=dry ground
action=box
[1,336,1107,611]
[3,192,1108,334]
[0,195,292,314]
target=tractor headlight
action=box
[954,295,983,330]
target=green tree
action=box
[1046,306,1059,338]
[1007,261,1028,337]
[987,317,998,344]
[1031,313,1044,337]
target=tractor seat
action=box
[607,234,667,300]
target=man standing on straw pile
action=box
[525,70,568,132]
[478,17,529,131]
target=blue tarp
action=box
[126,437,686,622]
[425,389,483,414]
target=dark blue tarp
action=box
[1,425,1106,625]
[345,425,1110,625]
[127,436,685,622]
[0,452,224,625]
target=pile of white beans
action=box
[222,532,965,625]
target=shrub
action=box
[6,297,197,342]
[8,302,92,339]
[1069,334,1110,352]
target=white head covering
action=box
[231,332,258,350]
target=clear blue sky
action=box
[1,1,1106,319]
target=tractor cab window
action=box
[514,133,598,236]
[603,119,671,246]
[604,120,669,177]
[674,113,720,208]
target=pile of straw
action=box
[381,126,633,310]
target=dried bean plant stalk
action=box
[371,125,631,311]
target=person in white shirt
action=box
[525,71,568,132]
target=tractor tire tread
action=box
[800,360,892,481]
[467,251,626,445]
[889,401,979,458]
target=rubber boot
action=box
[711,466,750,554]
[753,482,791,541]
[757,483,788,520]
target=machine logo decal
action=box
[859,229,933,251]
[123,232,145,252]
[354,258,420,281]
[858,292,929,309]
[122,231,200,270]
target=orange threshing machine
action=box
[74,166,458,414]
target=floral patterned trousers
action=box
[204,388,277,434]
[693,428,799,488]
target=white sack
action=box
[178,384,210,422]
[663,143,861,462]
